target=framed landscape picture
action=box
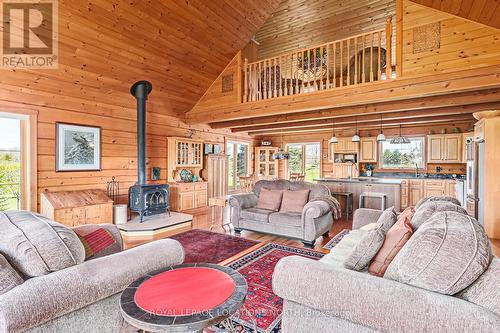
[56,123,101,171]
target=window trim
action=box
[284,141,322,180]
[378,136,426,170]
[226,140,251,191]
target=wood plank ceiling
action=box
[410,0,500,30]
[254,0,395,59]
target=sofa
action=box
[228,180,335,247]
[273,200,500,332]
[0,210,185,333]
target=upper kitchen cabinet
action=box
[427,134,463,163]
[330,138,359,155]
[360,137,377,162]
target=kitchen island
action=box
[315,178,402,212]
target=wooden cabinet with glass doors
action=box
[167,137,203,182]
[255,147,278,180]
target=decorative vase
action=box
[366,170,373,177]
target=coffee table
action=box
[120,263,248,333]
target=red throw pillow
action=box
[280,189,311,213]
[256,188,283,211]
[368,207,415,277]
[75,227,117,260]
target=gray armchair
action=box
[228,180,334,247]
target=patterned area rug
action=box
[169,229,260,264]
[322,229,350,250]
[218,243,324,333]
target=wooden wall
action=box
[402,0,500,76]
[254,0,395,60]
[254,121,473,179]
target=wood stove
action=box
[128,81,170,222]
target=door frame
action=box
[284,141,322,180]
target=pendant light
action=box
[351,117,360,142]
[376,114,386,142]
[390,123,410,144]
[329,119,338,144]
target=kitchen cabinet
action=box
[427,134,463,163]
[360,137,377,162]
[400,180,409,209]
[424,179,446,197]
[462,132,474,162]
[330,137,359,155]
[167,137,203,182]
[169,182,208,211]
[446,180,457,198]
[409,179,424,207]
[255,147,278,180]
[333,163,358,178]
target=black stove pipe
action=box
[130,80,152,185]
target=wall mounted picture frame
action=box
[56,123,101,172]
[151,167,161,181]
[204,143,213,155]
[213,144,221,154]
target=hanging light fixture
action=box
[377,114,386,142]
[272,130,290,160]
[352,117,360,142]
[329,118,338,143]
[390,123,410,144]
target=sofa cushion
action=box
[269,212,302,227]
[344,207,397,271]
[240,207,274,223]
[256,188,283,211]
[253,179,289,196]
[368,208,414,277]
[288,181,330,201]
[411,200,467,230]
[280,189,310,213]
[415,195,461,210]
[0,211,86,278]
[385,211,492,295]
[0,254,23,296]
[456,258,500,317]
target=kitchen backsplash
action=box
[359,162,466,176]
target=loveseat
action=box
[273,199,500,332]
[229,180,335,247]
[0,211,185,333]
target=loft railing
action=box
[243,17,394,103]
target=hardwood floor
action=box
[124,206,500,258]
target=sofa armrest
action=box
[0,239,184,333]
[302,200,330,219]
[273,256,500,332]
[72,224,124,259]
[352,208,383,230]
[228,193,258,228]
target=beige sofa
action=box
[229,180,335,247]
[273,204,500,332]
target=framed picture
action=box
[56,123,101,172]
[204,143,213,155]
[151,167,161,181]
[213,144,221,154]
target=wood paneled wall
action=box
[254,0,395,60]
[255,122,473,179]
[0,0,267,210]
[403,0,500,76]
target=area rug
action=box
[322,229,350,250]
[219,243,324,333]
[169,229,260,264]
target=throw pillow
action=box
[411,200,467,230]
[344,207,397,271]
[74,225,121,260]
[384,211,492,295]
[280,189,310,213]
[0,254,23,295]
[368,208,414,277]
[256,188,283,211]
[0,211,86,278]
[415,195,461,210]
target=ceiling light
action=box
[390,124,410,144]
[352,117,360,142]
[330,119,338,144]
[377,114,386,142]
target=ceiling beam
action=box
[247,114,474,136]
[230,103,491,133]
[210,90,500,129]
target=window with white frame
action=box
[379,137,425,169]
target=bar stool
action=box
[331,192,353,217]
[359,192,387,210]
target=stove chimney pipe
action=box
[130,80,152,185]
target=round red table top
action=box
[134,267,236,316]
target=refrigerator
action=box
[465,136,484,224]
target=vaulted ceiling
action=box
[410,0,500,29]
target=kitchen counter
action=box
[358,173,465,180]
[315,177,403,185]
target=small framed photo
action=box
[213,144,221,154]
[56,123,101,172]
[204,143,213,155]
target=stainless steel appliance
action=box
[344,154,357,163]
[465,135,483,222]
[455,179,466,207]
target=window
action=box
[286,142,321,182]
[227,141,249,190]
[380,137,425,169]
[0,117,22,210]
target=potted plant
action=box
[365,164,375,177]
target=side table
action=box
[120,263,247,333]
[208,195,231,232]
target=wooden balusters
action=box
[326,44,330,89]
[301,50,305,93]
[370,33,374,82]
[333,42,337,88]
[346,39,350,86]
[362,35,366,84]
[386,16,392,79]
[339,41,343,87]
[244,58,248,102]
[377,31,382,81]
[313,48,317,91]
